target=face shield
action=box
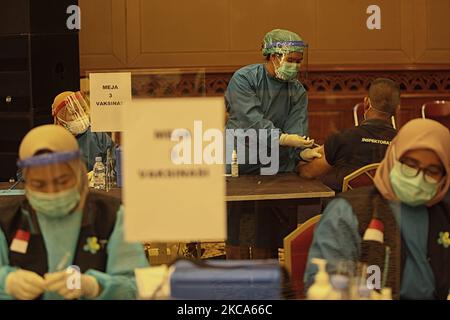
[265,41,309,82]
[17,150,86,218]
[52,92,91,136]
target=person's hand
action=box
[5,269,46,300]
[44,270,100,300]
[300,147,322,162]
[280,134,314,148]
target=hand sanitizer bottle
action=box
[307,258,333,300]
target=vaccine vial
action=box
[231,150,239,178]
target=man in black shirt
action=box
[298,78,400,192]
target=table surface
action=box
[1,173,335,202]
[225,173,334,201]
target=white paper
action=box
[89,72,131,132]
[123,97,226,242]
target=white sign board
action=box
[89,72,131,132]
[123,97,226,242]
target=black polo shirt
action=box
[320,119,397,191]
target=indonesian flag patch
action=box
[10,230,30,254]
[363,218,384,243]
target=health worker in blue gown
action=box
[225,29,321,259]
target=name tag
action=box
[10,230,30,254]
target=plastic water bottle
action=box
[105,148,115,191]
[93,156,106,190]
[114,146,122,187]
[231,150,239,177]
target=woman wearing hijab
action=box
[0,125,148,300]
[304,119,449,300]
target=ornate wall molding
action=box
[304,70,450,96]
[81,66,449,144]
[129,68,450,98]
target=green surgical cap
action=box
[262,29,307,56]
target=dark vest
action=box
[339,186,450,300]
[0,191,120,277]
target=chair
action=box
[421,100,450,128]
[341,162,380,192]
[283,214,322,299]
[353,102,397,129]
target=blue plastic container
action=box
[170,259,282,300]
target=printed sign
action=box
[89,72,131,132]
[123,97,226,242]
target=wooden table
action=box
[225,173,334,202]
[0,176,334,259]
[225,173,334,227]
[1,174,335,203]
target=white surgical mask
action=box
[66,116,89,136]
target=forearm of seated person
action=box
[298,149,332,179]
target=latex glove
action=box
[280,134,314,148]
[45,271,100,300]
[300,147,322,162]
[5,269,46,300]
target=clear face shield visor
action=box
[17,150,82,194]
[53,92,91,135]
[265,40,309,82]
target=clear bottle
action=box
[231,150,239,177]
[357,285,372,300]
[105,149,115,191]
[93,156,106,190]
[115,146,123,188]
[329,274,350,300]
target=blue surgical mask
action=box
[275,61,299,81]
[27,187,80,218]
[389,160,439,207]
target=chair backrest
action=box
[342,163,380,192]
[353,102,365,126]
[353,102,397,129]
[421,101,450,128]
[283,214,321,298]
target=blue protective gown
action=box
[0,206,149,300]
[304,198,446,299]
[225,64,308,174]
[77,127,114,171]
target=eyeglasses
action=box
[399,157,445,184]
